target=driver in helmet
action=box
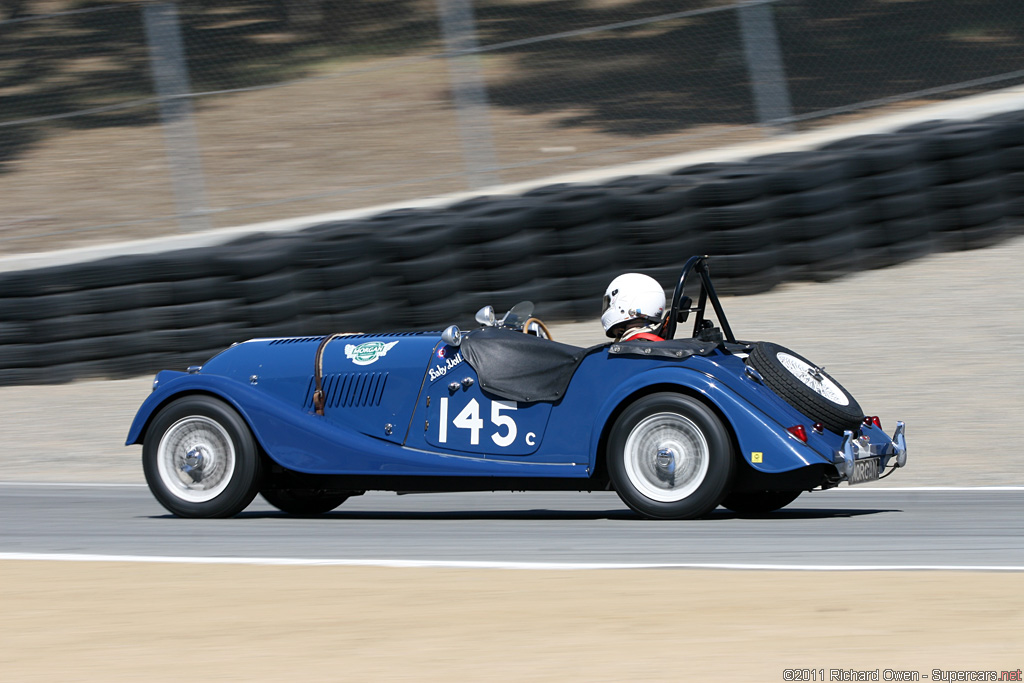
[601,273,667,342]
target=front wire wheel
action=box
[143,395,262,518]
[156,415,235,504]
[607,393,735,519]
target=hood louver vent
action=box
[304,372,389,410]
[269,337,325,345]
[266,332,437,346]
[328,331,440,341]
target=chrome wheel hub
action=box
[655,447,677,482]
[624,413,709,502]
[157,416,235,503]
[182,444,210,482]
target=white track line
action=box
[1,486,1019,570]
[822,486,1024,492]
[0,552,1021,571]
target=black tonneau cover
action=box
[609,338,752,359]
[460,327,591,403]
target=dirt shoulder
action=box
[1,561,1020,682]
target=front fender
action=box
[588,366,831,474]
[126,371,271,447]
[126,371,391,474]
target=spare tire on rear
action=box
[747,341,863,434]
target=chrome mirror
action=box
[475,306,496,327]
[440,324,462,347]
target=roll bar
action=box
[660,255,736,342]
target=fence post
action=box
[142,1,211,232]
[737,0,793,132]
[437,0,500,189]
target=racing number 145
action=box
[438,397,532,447]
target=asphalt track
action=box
[2,483,1022,569]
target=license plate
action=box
[849,457,880,485]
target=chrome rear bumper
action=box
[835,421,907,483]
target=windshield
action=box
[501,301,534,329]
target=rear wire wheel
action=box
[607,393,735,519]
[720,490,802,515]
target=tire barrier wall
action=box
[2,111,1024,386]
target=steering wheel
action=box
[523,317,553,340]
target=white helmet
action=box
[601,273,666,338]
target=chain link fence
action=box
[1,0,1023,253]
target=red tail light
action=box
[787,424,808,443]
[863,416,882,429]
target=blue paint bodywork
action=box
[127,328,892,484]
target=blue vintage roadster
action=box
[127,256,908,519]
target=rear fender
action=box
[589,367,831,475]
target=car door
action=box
[407,343,556,458]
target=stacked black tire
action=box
[992,111,1024,223]
[450,196,546,319]
[2,112,1023,386]
[523,185,617,320]
[604,174,698,296]
[897,120,1017,252]
[746,151,860,285]
[673,164,785,294]
[0,251,246,386]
